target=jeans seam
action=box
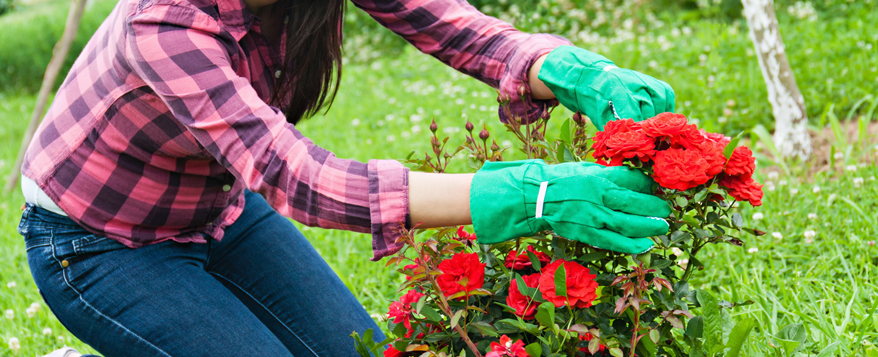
[209,272,319,357]
[50,232,173,357]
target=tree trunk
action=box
[741,0,811,160]
[5,0,89,192]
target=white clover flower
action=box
[350,118,360,126]
[752,212,764,220]
[767,171,779,180]
[805,238,814,244]
[7,337,19,351]
[807,213,817,220]
[804,230,817,239]
[30,302,41,312]
[386,135,395,142]
[772,232,783,239]
[6,282,15,289]
[400,132,411,139]
[42,328,52,336]
[766,183,776,191]
[365,139,373,145]
[671,247,684,256]
[869,241,876,246]
[812,186,821,193]
[682,26,692,35]
[789,188,799,195]
[846,165,857,172]
[779,179,788,186]
[26,307,36,318]
[747,247,759,254]
[854,177,864,187]
[411,125,421,133]
[698,54,708,62]
[4,309,13,319]
[833,152,844,160]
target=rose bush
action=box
[351,107,764,357]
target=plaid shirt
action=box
[23,0,571,260]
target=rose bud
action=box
[491,140,500,152]
[518,85,528,97]
[497,92,511,103]
[479,126,490,141]
[541,110,551,120]
[430,119,438,133]
[465,121,474,132]
[572,112,584,125]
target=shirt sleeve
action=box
[127,3,408,260]
[351,0,573,122]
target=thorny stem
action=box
[427,273,483,357]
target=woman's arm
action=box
[408,172,473,228]
[528,54,554,100]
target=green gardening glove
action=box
[537,46,676,130]
[470,160,671,254]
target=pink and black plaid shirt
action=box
[22,0,571,260]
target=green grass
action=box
[1,0,878,355]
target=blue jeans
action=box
[20,190,384,357]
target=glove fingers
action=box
[548,200,669,238]
[582,165,654,194]
[601,188,672,218]
[553,224,654,254]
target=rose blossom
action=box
[437,253,486,298]
[670,124,708,150]
[456,226,477,241]
[602,130,657,165]
[700,129,731,148]
[387,289,424,331]
[506,273,541,320]
[697,141,726,177]
[725,146,756,177]
[652,147,712,191]
[592,119,640,160]
[486,335,528,357]
[718,175,764,206]
[538,260,598,308]
[504,246,551,270]
[640,112,688,138]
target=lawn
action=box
[1,0,877,355]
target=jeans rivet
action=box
[61,260,70,268]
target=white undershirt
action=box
[21,175,68,216]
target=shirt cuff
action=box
[497,33,573,124]
[367,159,410,261]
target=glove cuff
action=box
[470,160,549,244]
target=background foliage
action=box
[1,0,877,355]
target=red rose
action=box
[384,346,404,357]
[603,130,657,166]
[578,333,606,355]
[670,124,708,150]
[640,113,688,138]
[697,141,726,177]
[388,289,424,330]
[437,253,486,298]
[538,260,598,308]
[652,148,712,191]
[456,226,477,241]
[486,335,529,357]
[724,146,756,177]
[700,129,731,148]
[504,246,551,270]
[506,273,541,320]
[592,119,640,161]
[718,175,764,206]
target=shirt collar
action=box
[215,0,254,41]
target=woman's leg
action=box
[20,204,294,357]
[203,190,385,356]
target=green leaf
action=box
[776,323,807,355]
[450,309,464,328]
[525,342,542,357]
[560,118,572,145]
[562,145,576,163]
[693,189,708,203]
[731,213,743,228]
[420,305,442,323]
[554,262,567,299]
[697,290,722,351]
[469,321,499,337]
[515,274,539,298]
[534,302,556,328]
[526,249,543,271]
[579,251,607,262]
[609,347,624,357]
[723,131,743,160]
[684,316,703,339]
[675,196,689,207]
[815,342,841,357]
[415,295,427,314]
[725,318,756,357]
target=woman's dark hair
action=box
[271,0,345,125]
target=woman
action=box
[18,0,675,354]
